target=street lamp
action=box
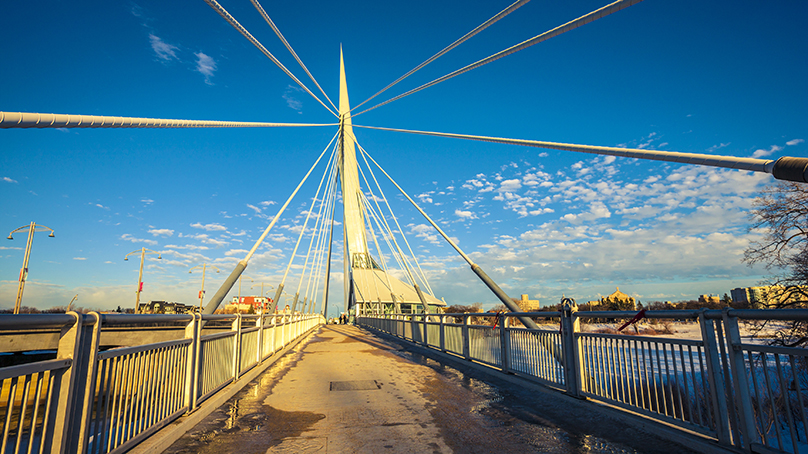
[238,275,254,302]
[67,294,78,312]
[8,222,55,314]
[124,247,161,313]
[190,264,220,313]
[250,282,274,313]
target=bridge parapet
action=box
[0,311,324,454]
[359,309,808,454]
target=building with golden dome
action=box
[598,287,636,311]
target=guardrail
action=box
[0,312,323,454]
[359,308,808,454]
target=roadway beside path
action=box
[164,324,703,454]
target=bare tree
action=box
[743,181,808,347]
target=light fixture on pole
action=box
[190,264,220,313]
[8,222,55,314]
[67,294,78,312]
[124,247,161,313]
[238,275,254,302]
[251,282,274,313]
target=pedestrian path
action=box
[163,325,703,454]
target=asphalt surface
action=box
[164,325,702,453]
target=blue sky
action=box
[1,0,807,316]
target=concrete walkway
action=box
[164,325,704,454]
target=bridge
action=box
[2,0,808,452]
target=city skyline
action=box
[2,0,807,315]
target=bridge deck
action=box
[161,325,702,454]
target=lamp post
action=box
[238,275,254,302]
[8,222,55,314]
[124,247,161,313]
[67,294,78,312]
[190,264,220,313]
[251,282,274,312]
[331,303,340,320]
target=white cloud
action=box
[707,143,730,153]
[194,52,216,85]
[141,198,154,205]
[752,144,783,158]
[149,34,179,61]
[120,234,157,245]
[283,85,304,113]
[246,204,262,214]
[73,257,87,261]
[3,177,18,183]
[454,209,477,219]
[190,222,227,231]
[93,203,110,210]
[259,200,276,206]
[786,139,804,146]
[148,228,174,237]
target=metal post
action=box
[13,222,36,314]
[135,248,145,312]
[272,284,284,315]
[72,312,102,453]
[722,309,758,449]
[462,314,470,361]
[43,311,87,453]
[291,292,300,314]
[232,314,241,380]
[187,313,202,412]
[439,315,446,353]
[698,311,732,445]
[414,283,430,314]
[560,299,582,398]
[500,315,511,373]
[256,315,264,364]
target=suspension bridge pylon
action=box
[337,48,444,316]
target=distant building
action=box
[226,296,272,314]
[698,294,720,304]
[731,286,806,308]
[511,294,541,312]
[599,287,636,310]
[138,301,196,314]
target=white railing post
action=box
[439,315,446,352]
[422,314,428,346]
[500,315,511,373]
[722,309,758,449]
[185,313,201,412]
[44,312,92,453]
[698,311,732,445]
[462,314,470,361]
[74,312,103,453]
[232,314,242,380]
[256,314,264,364]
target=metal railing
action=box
[359,308,808,454]
[0,312,323,454]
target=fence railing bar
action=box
[788,355,808,445]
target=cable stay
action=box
[309,168,339,314]
[301,156,340,314]
[351,0,532,114]
[357,145,547,332]
[354,125,808,183]
[362,197,399,313]
[276,139,340,313]
[203,0,338,117]
[353,0,643,118]
[0,111,337,129]
[249,0,338,113]
[205,130,339,313]
[356,140,435,296]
